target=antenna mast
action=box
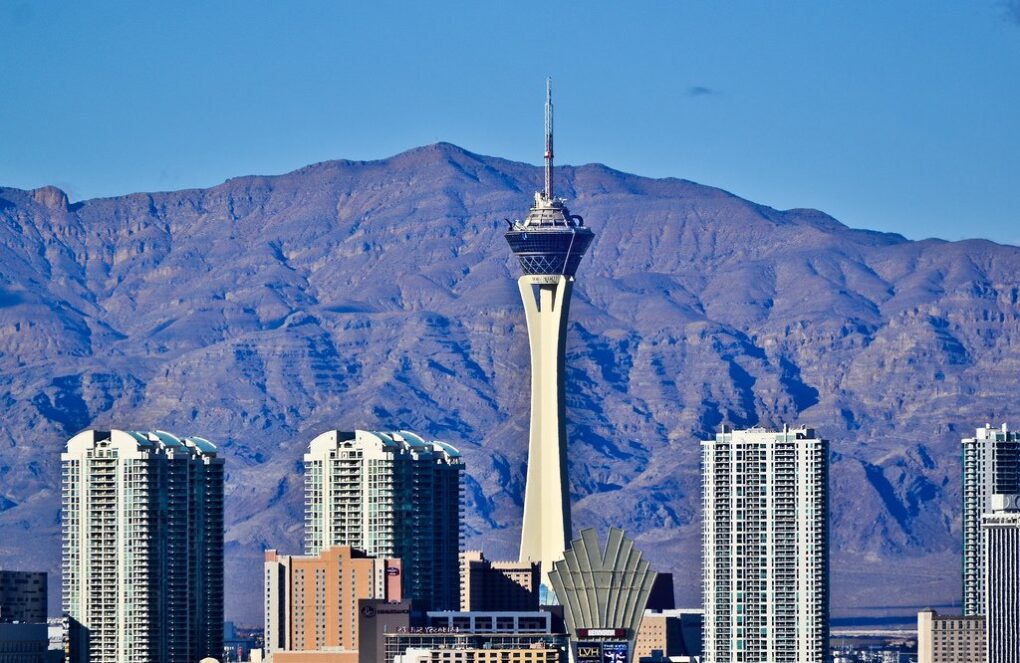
[544,77,554,201]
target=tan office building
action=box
[917,609,985,663]
[264,547,402,662]
[459,551,539,612]
[635,614,669,660]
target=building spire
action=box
[544,77,554,201]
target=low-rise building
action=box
[459,552,539,612]
[384,634,567,663]
[917,609,984,663]
[634,609,703,661]
[425,612,551,634]
[0,622,48,663]
[265,547,401,662]
[395,644,561,663]
[357,599,420,663]
[0,571,47,624]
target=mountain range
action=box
[2,142,1018,624]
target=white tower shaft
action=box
[518,274,574,589]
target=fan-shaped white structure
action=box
[548,528,657,662]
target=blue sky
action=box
[2,1,1019,243]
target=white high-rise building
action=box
[303,429,463,610]
[983,494,1020,663]
[962,424,1020,615]
[701,425,829,663]
[61,429,223,663]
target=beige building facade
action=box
[264,547,401,662]
[396,645,561,663]
[917,609,985,663]
[270,653,358,663]
[635,614,670,660]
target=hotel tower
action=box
[962,424,1020,616]
[504,80,594,592]
[303,429,463,610]
[61,429,224,663]
[983,494,1020,663]
[701,426,829,663]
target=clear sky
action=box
[2,1,1019,243]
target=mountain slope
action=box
[1,143,1016,623]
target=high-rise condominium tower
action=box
[701,426,829,663]
[303,429,463,610]
[962,424,1020,615]
[62,429,223,663]
[504,80,594,592]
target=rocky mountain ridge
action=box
[1,142,1016,623]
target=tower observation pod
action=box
[504,79,595,596]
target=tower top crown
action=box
[506,79,591,232]
[504,80,594,276]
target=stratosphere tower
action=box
[504,79,594,594]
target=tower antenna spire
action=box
[544,77,554,201]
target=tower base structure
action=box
[518,274,574,593]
